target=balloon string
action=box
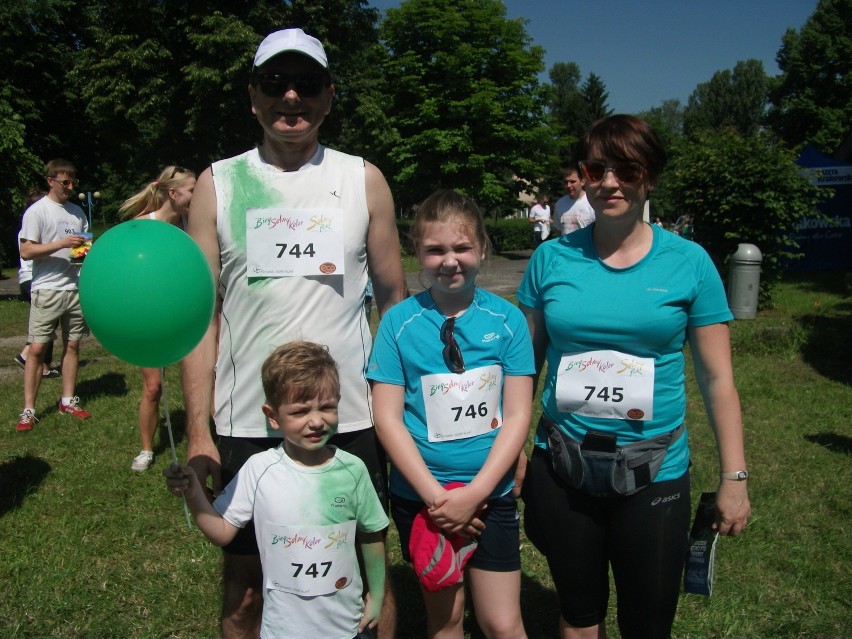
[161,367,192,529]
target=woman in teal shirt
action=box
[517,115,751,639]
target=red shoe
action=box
[57,396,91,420]
[16,409,37,432]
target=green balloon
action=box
[79,220,214,367]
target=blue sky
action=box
[367,0,817,113]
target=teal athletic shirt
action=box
[517,223,733,483]
[368,288,535,501]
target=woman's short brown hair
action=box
[575,114,667,186]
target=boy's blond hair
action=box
[261,341,340,408]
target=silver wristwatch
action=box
[720,470,749,481]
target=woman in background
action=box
[118,166,196,471]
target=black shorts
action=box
[218,429,389,556]
[522,446,690,636]
[391,492,521,572]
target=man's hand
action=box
[63,235,87,249]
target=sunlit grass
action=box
[0,271,848,638]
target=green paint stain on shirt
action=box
[227,154,286,243]
[224,154,285,288]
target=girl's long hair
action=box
[118,165,196,220]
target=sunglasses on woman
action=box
[254,72,328,98]
[579,160,645,184]
[440,317,466,374]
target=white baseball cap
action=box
[253,28,328,69]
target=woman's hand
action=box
[714,480,751,536]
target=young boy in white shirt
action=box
[165,341,387,639]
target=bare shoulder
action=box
[187,167,217,229]
[364,160,393,218]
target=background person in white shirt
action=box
[528,193,551,248]
[555,168,596,235]
[17,158,92,432]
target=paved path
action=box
[0,274,19,298]
[2,250,531,300]
[0,251,531,381]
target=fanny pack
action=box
[541,417,684,497]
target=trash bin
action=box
[727,243,762,320]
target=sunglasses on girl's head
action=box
[254,72,328,98]
[440,317,466,374]
[579,160,645,184]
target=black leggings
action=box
[522,447,691,639]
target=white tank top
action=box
[212,146,372,437]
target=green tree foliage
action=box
[180,12,266,164]
[291,1,388,159]
[0,0,87,263]
[378,0,551,212]
[544,65,614,164]
[581,72,612,123]
[0,0,89,161]
[546,65,614,145]
[542,64,614,199]
[0,0,388,266]
[767,0,852,153]
[72,0,203,207]
[540,62,587,199]
[0,99,45,264]
[667,128,825,306]
[71,0,384,215]
[683,59,769,137]
[546,61,586,159]
[639,99,685,220]
[641,99,684,149]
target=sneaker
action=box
[131,450,155,472]
[16,409,37,432]
[42,368,61,379]
[57,396,91,420]
[13,354,26,369]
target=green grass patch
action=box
[0,272,849,638]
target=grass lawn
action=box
[0,270,849,638]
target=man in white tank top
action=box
[180,28,406,639]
